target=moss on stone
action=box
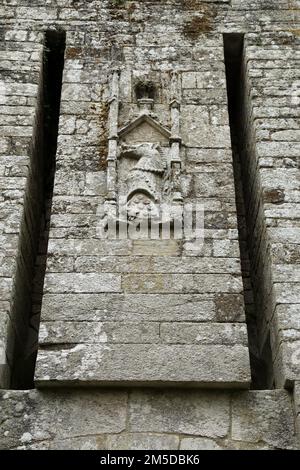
[182,3,217,39]
[109,0,126,8]
[183,14,214,38]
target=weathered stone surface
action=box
[47,239,133,256]
[103,433,180,451]
[160,323,248,345]
[0,390,127,449]
[276,279,300,301]
[35,344,251,388]
[39,321,160,345]
[131,240,181,256]
[180,437,222,450]
[73,256,242,274]
[40,292,245,323]
[0,0,299,451]
[181,106,231,148]
[122,274,243,294]
[1,388,297,450]
[128,390,230,437]
[43,273,122,294]
[273,341,300,388]
[231,391,296,449]
[193,171,236,198]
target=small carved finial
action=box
[135,80,156,112]
[137,97,154,112]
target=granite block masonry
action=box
[0,0,299,450]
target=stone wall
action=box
[0,26,44,387]
[0,389,297,450]
[243,34,300,388]
[0,0,299,450]
[34,11,251,387]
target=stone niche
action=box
[101,73,185,239]
[34,66,251,388]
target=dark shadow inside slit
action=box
[11,30,66,389]
[224,33,274,389]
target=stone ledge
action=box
[34,344,251,388]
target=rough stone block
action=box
[273,340,300,388]
[160,323,248,345]
[122,273,243,294]
[128,390,230,437]
[0,390,127,449]
[231,391,296,449]
[181,106,231,148]
[43,273,122,294]
[47,239,133,256]
[39,321,160,345]
[40,293,220,322]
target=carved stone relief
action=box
[101,71,183,236]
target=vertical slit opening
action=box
[224,33,274,389]
[10,30,66,389]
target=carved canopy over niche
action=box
[119,114,171,145]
